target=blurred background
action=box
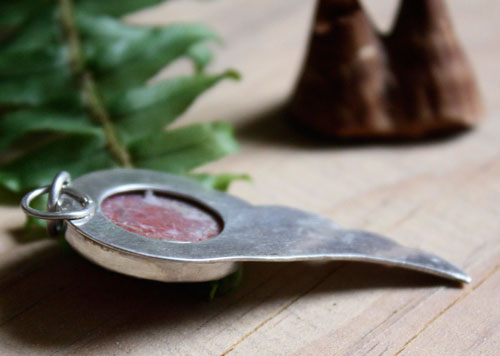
[1,1,500,355]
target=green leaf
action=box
[0,185,21,206]
[0,1,46,32]
[1,0,167,46]
[188,267,243,301]
[1,7,59,53]
[0,46,67,77]
[0,2,54,46]
[76,0,166,17]
[110,70,239,142]
[0,135,117,193]
[0,110,102,152]
[0,67,77,107]
[187,42,214,73]
[77,12,219,94]
[130,122,239,173]
[190,173,251,191]
[209,267,243,299]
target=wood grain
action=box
[1,1,500,355]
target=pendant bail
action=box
[20,171,96,235]
[47,171,71,235]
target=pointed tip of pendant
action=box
[454,272,472,284]
[436,260,471,284]
[431,264,471,284]
[431,265,471,284]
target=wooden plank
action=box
[1,0,500,355]
[397,260,500,356]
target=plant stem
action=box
[58,0,133,167]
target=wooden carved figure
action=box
[290,0,482,138]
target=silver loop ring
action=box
[21,185,96,221]
[46,171,72,235]
[47,171,71,211]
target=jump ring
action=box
[46,171,72,235]
[21,186,96,221]
[47,171,71,212]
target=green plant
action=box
[0,0,244,199]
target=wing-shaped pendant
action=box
[21,169,470,284]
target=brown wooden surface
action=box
[1,1,500,355]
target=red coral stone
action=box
[101,191,220,242]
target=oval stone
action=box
[101,191,221,242]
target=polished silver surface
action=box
[47,171,71,211]
[21,169,471,283]
[69,169,470,283]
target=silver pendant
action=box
[21,169,470,284]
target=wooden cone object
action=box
[290,0,482,139]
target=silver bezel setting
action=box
[66,169,250,282]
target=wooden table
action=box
[1,1,500,354]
